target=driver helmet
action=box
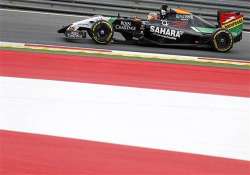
[160,5,168,19]
[147,12,158,22]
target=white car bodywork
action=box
[69,15,110,31]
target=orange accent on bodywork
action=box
[174,9,191,15]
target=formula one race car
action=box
[58,5,244,52]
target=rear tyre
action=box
[211,29,233,52]
[91,20,113,44]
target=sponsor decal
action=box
[66,31,84,39]
[170,21,188,28]
[150,26,184,40]
[223,16,236,23]
[222,17,244,29]
[115,21,136,31]
[176,14,193,20]
[161,20,168,26]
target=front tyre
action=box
[211,29,233,52]
[91,20,113,44]
[87,29,93,39]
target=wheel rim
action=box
[94,23,112,43]
[215,32,232,50]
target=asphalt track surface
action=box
[1,9,250,60]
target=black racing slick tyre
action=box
[211,29,233,52]
[87,29,93,39]
[91,20,114,44]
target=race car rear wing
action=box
[217,11,244,41]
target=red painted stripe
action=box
[0,50,249,97]
[1,130,249,175]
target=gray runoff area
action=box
[0,9,250,61]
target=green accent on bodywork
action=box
[228,24,243,37]
[196,27,217,34]
[108,17,117,24]
[196,25,243,38]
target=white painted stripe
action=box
[0,41,25,47]
[0,76,249,160]
[0,8,89,18]
[191,26,200,32]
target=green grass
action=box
[1,46,250,70]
